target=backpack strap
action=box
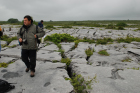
[19,26,24,37]
[36,25,38,33]
[19,27,22,36]
[19,26,24,46]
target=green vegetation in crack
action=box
[80,37,95,44]
[96,37,113,45]
[65,73,97,93]
[108,31,112,33]
[58,49,65,58]
[57,43,62,49]
[127,67,139,70]
[0,61,14,68]
[52,60,59,63]
[45,43,50,46]
[1,35,17,44]
[7,44,17,48]
[116,36,140,43]
[56,43,65,58]
[122,57,131,62]
[1,44,7,48]
[98,50,110,56]
[61,58,71,67]
[85,48,95,57]
[89,27,94,29]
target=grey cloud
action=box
[0,0,140,21]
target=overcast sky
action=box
[0,0,140,21]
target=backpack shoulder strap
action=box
[19,26,23,36]
[19,27,22,36]
[36,25,38,33]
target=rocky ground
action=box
[0,25,140,93]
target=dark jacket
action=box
[17,24,45,50]
[38,22,43,28]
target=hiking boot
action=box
[25,68,30,72]
[30,71,35,77]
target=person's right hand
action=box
[19,38,22,42]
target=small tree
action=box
[7,18,19,23]
[106,24,115,29]
[116,22,127,30]
[116,22,127,27]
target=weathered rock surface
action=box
[8,40,19,46]
[0,25,140,93]
[0,60,74,93]
[41,44,59,51]
[37,50,61,61]
[0,56,17,63]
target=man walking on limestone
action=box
[17,15,45,77]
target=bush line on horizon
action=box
[1,20,140,29]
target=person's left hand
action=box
[34,35,37,38]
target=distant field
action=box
[0,20,140,28]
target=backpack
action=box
[19,25,41,47]
[0,79,15,93]
[36,25,41,47]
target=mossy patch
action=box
[98,50,109,56]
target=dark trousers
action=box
[22,49,37,72]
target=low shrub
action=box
[98,50,109,56]
[45,25,55,29]
[118,26,125,30]
[116,22,127,27]
[44,33,76,44]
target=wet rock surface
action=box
[0,25,140,93]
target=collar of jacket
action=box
[23,23,33,29]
